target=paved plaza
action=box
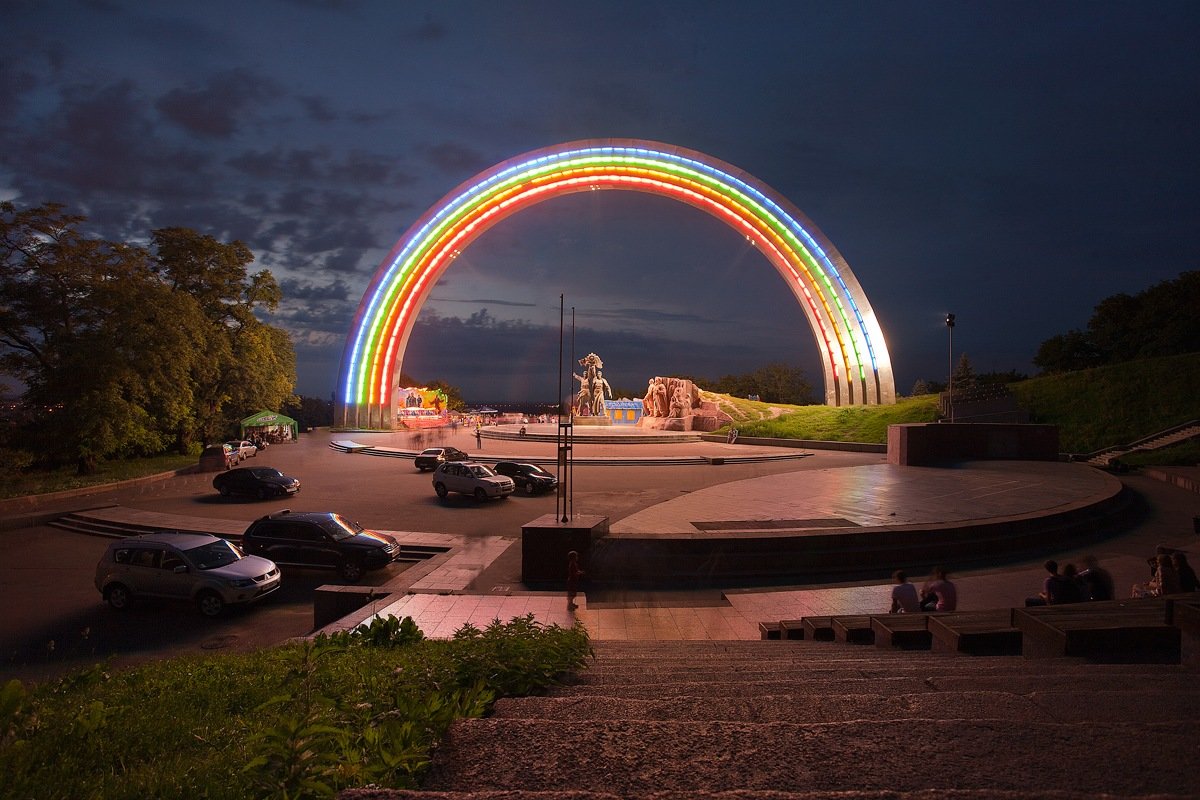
[4,425,1198,645]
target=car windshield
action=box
[523,464,552,476]
[469,465,496,477]
[250,468,284,478]
[323,514,365,540]
[185,539,245,570]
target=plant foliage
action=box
[0,615,590,800]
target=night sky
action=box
[4,1,1198,403]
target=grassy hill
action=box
[708,393,938,444]
[1009,352,1200,453]
[710,351,1200,454]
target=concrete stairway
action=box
[1086,423,1200,466]
[343,640,1200,799]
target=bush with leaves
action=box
[0,615,589,800]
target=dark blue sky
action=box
[4,1,1198,402]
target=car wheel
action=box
[473,487,487,502]
[197,591,225,618]
[339,559,365,583]
[105,583,132,611]
[524,482,535,495]
[218,485,230,497]
[434,482,448,498]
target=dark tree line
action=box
[688,363,815,405]
[0,202,296,473]
[1034,270,1200,374]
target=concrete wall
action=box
[888,423,1060,466]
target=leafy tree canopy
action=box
[0,202,296,472]
[1034,270,1200,374]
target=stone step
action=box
[569,659,1185,685]
[552,670,1195,699]
[419,718,1198,795]
[343,790,1197,800]
[48,513,156,539]
[490,688,1200,724]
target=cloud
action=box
[155,68,278,139]
[424,141,488,175]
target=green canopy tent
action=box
[240,410,299,441]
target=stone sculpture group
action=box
[571,351,732,432]
[573,352,612,417]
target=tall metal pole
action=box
[945,313,956,423]
[556,295,565,521]
[569,307,576,521]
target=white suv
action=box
[432,461,515,501]
[95,531,281,617]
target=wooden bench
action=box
[801,616,835,641]
[1014,598,1179,662]
[758,621,782,640]
[1167,598,1200,670]
[831,615,875,644]
[928,610,1021,655]
[871,613,944,650]
[780,619,806,640]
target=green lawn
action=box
[0,453,197,500]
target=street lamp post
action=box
[945,313,956,423]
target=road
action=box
[0,428,873,684]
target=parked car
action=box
[432,461,515,501]
[94,531,280,617]
[241,510,403,582]
[493,461,559,494]
[414,446,469,472]
[213,467,300,499]
[198,443,237,472]
[225,440,258,461]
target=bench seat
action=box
[871,612,944,650]
[929,610,1021,655]
[831,614,875,644]
[801,616,835,641]
[1014,598,1179,662]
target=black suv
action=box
[413,446,469,472]
[241,511,402,582]
[493,461,559,494]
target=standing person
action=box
[566,550,584,612]
[474,425,482,449]
[889,570,920,613]
[919,566,958,611]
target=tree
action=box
[151,227,294,447]
[0,202,296,471]
[1033,270,1200,373]
[0,203,177,471]
[951,353,978,393]
[711,363,814,405]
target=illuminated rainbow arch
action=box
[336,139,895,429]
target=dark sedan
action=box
[212,467,301,500]
[493,461,559,494]
[413,446,469,472]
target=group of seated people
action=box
[1025,556,1113,606]
[1131,547,1199,598]
[889,566,957,613]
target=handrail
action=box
[1073,418,1200,461]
